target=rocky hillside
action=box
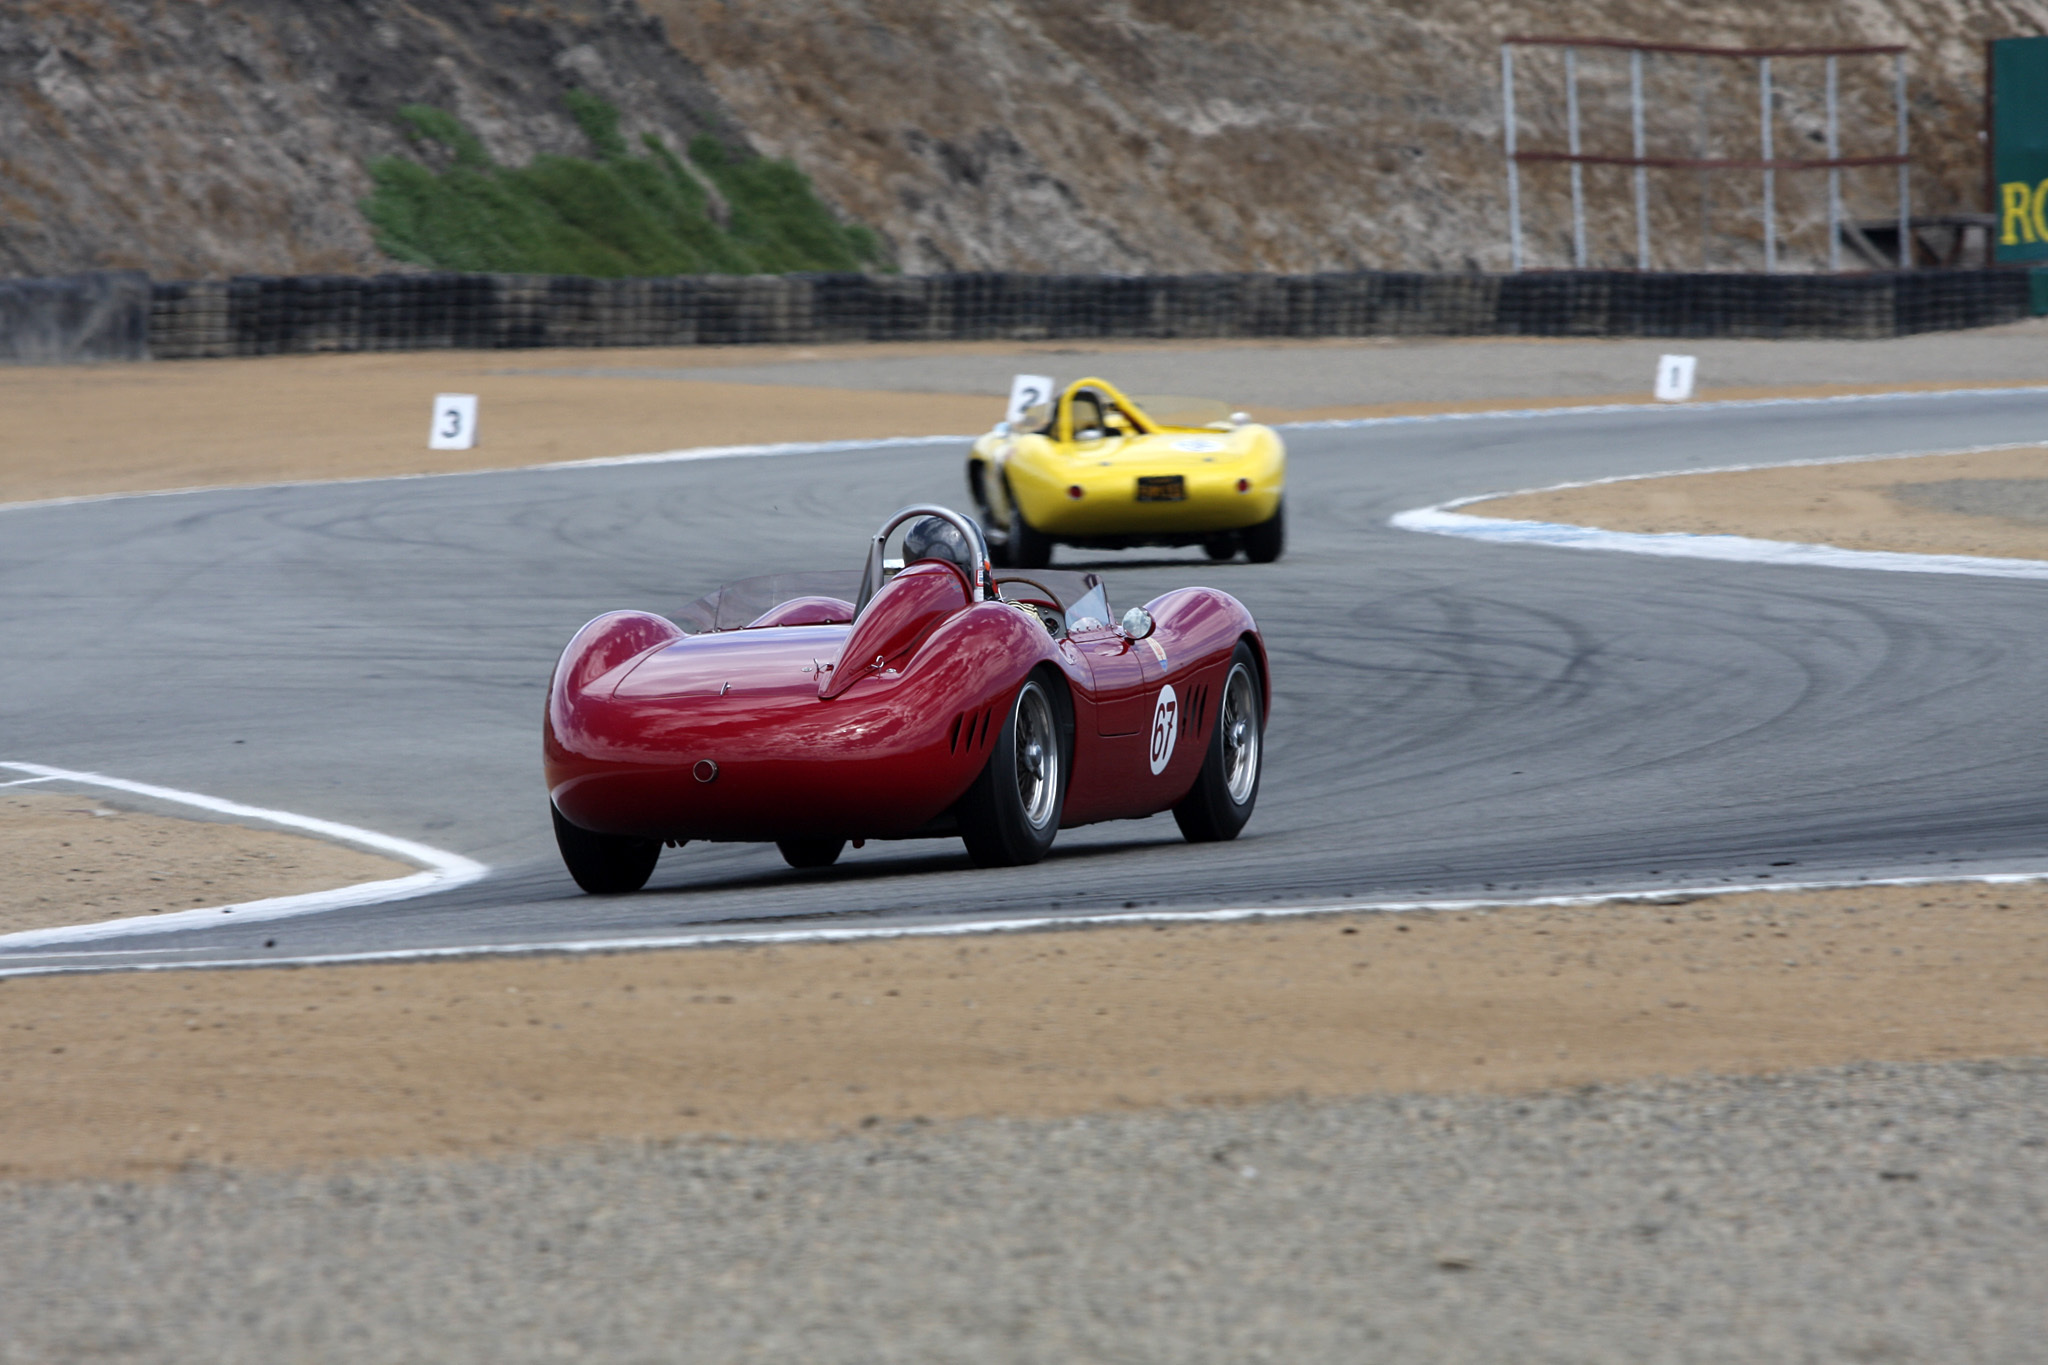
[0,0,743,278]
[5,0,2046,278]
[654,0,2048,274]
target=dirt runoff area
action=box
[10,337,2048,508]
[1468,444,2048,561]
[0,337,1522,507]
[5,879,2047,1180]
[0,790,410,937]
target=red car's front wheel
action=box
[959,675,1068,867]
[1174,643,1263,842]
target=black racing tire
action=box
[958,674,1069,867]
[1242,499,1285,564]
[777,838,845,869]
[551,802,661,894]
[1202,534,1238,562]
[1007,496,1054,569]
[1173,642,1263,843]
[972,466,1012,568]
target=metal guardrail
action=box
[0,271,151,364]
[142,270,2033,357]
[0,268,2033,363]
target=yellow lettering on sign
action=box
[2036,179,2048,245]
[2004,180,2038,245]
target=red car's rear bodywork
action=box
[545,556,1266,849]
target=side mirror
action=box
[1229,411,1250,427]
[1120,606,1155,641]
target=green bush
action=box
[362,95,886,277]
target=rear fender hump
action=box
[553,611,685,704]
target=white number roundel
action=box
[1148,684,1179,775]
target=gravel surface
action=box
[514,318,2048,409]
[7,1059,2046,1364]
[1892,478,2048,527]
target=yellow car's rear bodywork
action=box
[967,378,1287,566]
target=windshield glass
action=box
[682,567,1115,635]
[992,570,1112,632]
[1129,394,1233,429]
[675,571,860,633]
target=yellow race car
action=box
[966,378,1286,568]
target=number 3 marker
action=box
[430,393,479,451]
[1148,684,1179,775]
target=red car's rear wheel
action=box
[552,802,661,894]
[777,838,845,869]
[959,675,1068,866]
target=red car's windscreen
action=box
[677,569,1110,634]
[675,572,862,633]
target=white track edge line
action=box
[1391,440,2048,581]
[0,435,979,516]
[4,383,2044,518]
[5,865,2047,977]
[0,762,487,949]
[1282,382,2048,430]
[531,433,970,470]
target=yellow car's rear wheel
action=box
[1242,499,1285,564]
[1004,476,1053,568]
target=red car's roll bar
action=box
[853,504,996,615]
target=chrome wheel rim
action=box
[1220,662,1260,805]
[1013,681,1060,830]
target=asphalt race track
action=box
[6,389,2048,973]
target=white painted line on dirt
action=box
[1,775,57,787]
[0,435,981,517]
[1283,382,2048,431]
[0,762,487,950]
[538,433,972,471]
[5,865,2045,977]
[1391,441,2048,581]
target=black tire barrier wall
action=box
[72,267,2048,361]
[0,271,151,364]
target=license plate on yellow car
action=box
[1135,475,1186,502]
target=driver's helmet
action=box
[903,515,977,578]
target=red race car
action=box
[544,505,1268,893]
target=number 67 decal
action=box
[1148,684,1179,775]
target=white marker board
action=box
[430,393,479,450]
[1653,355,1697,403]
[1005,374,1056,426]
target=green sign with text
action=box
[1995,36,2048,263]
